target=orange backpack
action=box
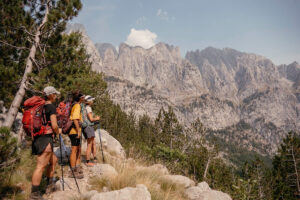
[56,101,73,134]
[22,96,49,139]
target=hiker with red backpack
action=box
[68,91,85,179]
[23,86,62,200]
[81,95,100,167]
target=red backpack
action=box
[56,101,73,134]
[22,96,49,139]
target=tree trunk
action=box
[2,0,50,128]
[203,157,211,179]
[291,146,300,195]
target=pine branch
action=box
[20,26,36,37]
[30,57,42,71]
[0,40,29,50]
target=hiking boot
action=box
[85,162,95,167]
[29,191,45,200]
[91,158,97,163]
[75,166,83,174]
[68,169,84,179]
[45,183,57,194]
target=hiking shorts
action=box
[69,134,81,146]
[83,126,95,139]
[32,134,54,155]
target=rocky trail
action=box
[47,128,232,200]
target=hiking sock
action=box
[46,177,55,185]
[31,185,39,193]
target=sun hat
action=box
[85,95,95,102]
[43,86,60,96]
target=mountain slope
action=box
[67,23,300,156]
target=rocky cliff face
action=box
[67,23,300,155]
[66,24,103,72]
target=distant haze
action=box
[72,0,300,65]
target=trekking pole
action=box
[58,134,64,191]
[97,123,105,163]
[59,135,81,194]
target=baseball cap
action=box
[43,86,60,96]
[85,95,95,102]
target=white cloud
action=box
[156,8,170,21]
[125,28,158,49]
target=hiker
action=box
[82,95,100,166]
[68,91,85,178]
[30,86,61,200]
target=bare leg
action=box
[76,146,81,166]
[86,138,93,161]
[46,152,58,178]
[92,138,96,159]
[70,146,78,168]
[32,144,52,186]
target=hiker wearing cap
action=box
[82,95,100,166]
[68,91,85,179]
[30,86,62,200]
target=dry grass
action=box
[89,157,188,200]
[1,149,35,200]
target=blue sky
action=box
[72,0,300,65]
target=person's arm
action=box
[50,114,61,135]
[74,119,81,138]
[87,112,100,122]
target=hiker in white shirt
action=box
[82,95,100,166]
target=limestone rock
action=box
[197,182,211,192]
[196,190,232,200]
[163,175,195,188]
[90,184,151,200]
[90,163,118,179]
[55,176,90,194]
[81,128,126,159]
[185,181,231,200]
[99,129,126,159]
[54,146,71,165]
[136,164,169,175]
[51,190,78,200]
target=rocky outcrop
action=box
[49,129,232,200]
[81,128,126,159]
[65,23,103,72]
[185,182,232,200]
[90,163,118,179]
[89,184,151,200]
[135,163,169,175]
[163,174,196,188]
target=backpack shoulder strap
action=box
[81,103,87,121]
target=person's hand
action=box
[95,116,100,121]
[59,128,62,134]
[76,132,81,138]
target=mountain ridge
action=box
[67,23,300,156]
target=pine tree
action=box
[272,132,300,200]
[1,0,82,128]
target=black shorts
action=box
[69,134,81,146]
[32,134,53,155]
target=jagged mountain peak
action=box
[66,22,300,156]
[120,42,180,54]
[186,46,244,68]
[185,46,274,69]
[95,43,118,59]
